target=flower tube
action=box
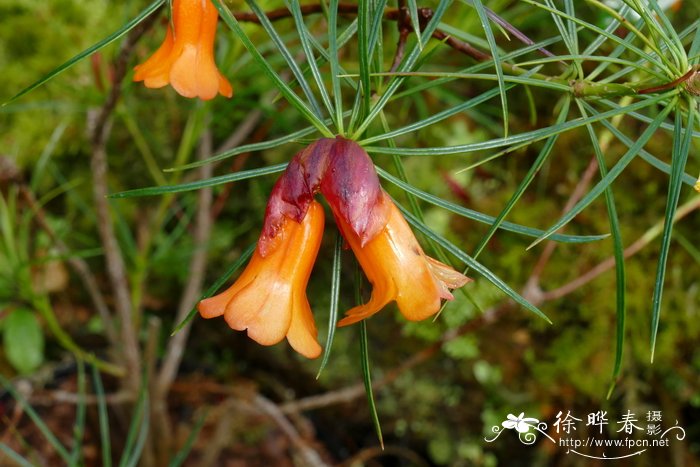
[198,202,324,358]
[133,0,233,100]
[333,192,470,327]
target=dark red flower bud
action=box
[259,137,389,255]
[259,138,334,256]
[321,138,389,246]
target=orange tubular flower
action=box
[133,0,233,100]
[197,202,324,359]
[197,137,470,356]
[335,192,470,327]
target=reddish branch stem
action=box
[231,2,493,63]
[638,66,697,94]
[233,3,359,22]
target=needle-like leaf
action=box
[650,102,695,362]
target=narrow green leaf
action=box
[473,97,570,260]
[119,382,149,467]
[287,0,336,121]
[168,412,207,467]
[564,0,580,60]
[3,0,165,106]
[359,321,384,448]
[635,0,686,72]
[0,444,34,467]
[575,102,627,398]
[171,243,256,336]
[368,0,389,60]
[363,83,515,145]
[348,80,366,133]
[0,191,19,266]
[110,163,287,198]
[31,120,70,192]
[92,366,112,467]
[351,70,570,92]
[688,20,700,65]
[167,127,315,172]
[397,204,551,323]
[472,0,508,136]
[246,0,325,118]
[543,0,581,78]
[522,0,667,71]
[316,232,343,379]
[527,101,675,249]
[390,34,563,101]
[579,101,697,186]
[363,94,671,155]
[170,243,257,337]
[377,167,608,243]
[357,0,372,120]
[70,361,87,466]
[351,0,452,138]
[328,0,345,134]
[583,0,675,73]
[212,0,332,136]
[0,374,71,463]
[650,103,695,362]
[596,98,700,137]
[513,55,666,80]
[406,0,423,49]
[586,13,646,81]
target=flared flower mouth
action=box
[133,0,233,100]
[197,202,324,359]
[333,192,470,327]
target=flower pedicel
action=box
[198,137,470,357]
